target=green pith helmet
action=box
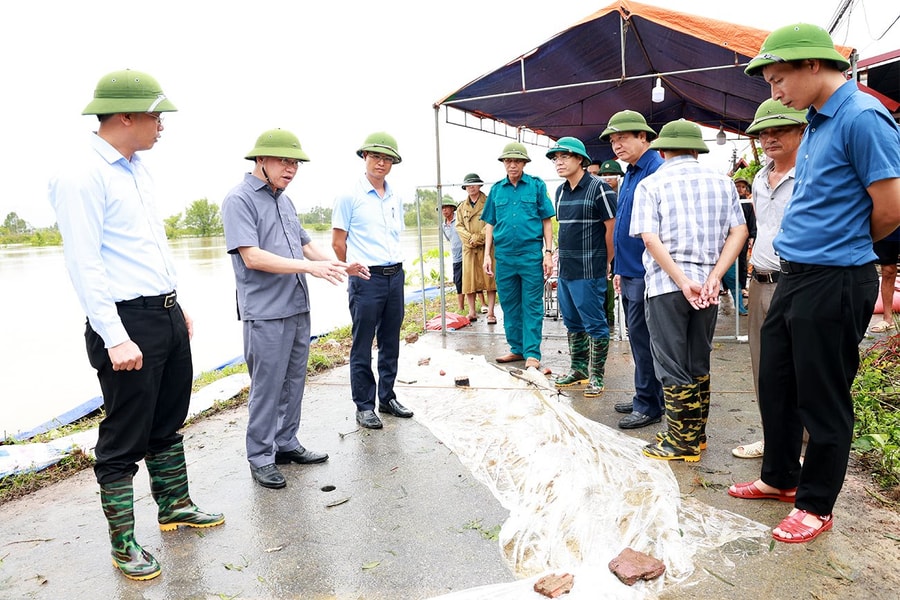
[497,142,531,162]
[82,69,177,115]
[649,119,709,154]
[244,129,311,161]
[545,136,591,167]
[745,98,808,135]
[599,110,657,141]
[599,159,624,176]
[441,198,458,209]
[462,172,484,188]
[356,131,401,163]
[745,23,851,77]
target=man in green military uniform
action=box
[482,142,555,371]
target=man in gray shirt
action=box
[222,128,368,489]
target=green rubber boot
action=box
[643,383,702,462]
[146,441,225,532]
[606,282,615,331]
[555,331,589,388]
[100,479,161,581]
[583,337,609,397]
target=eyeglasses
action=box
[145,112,164,126]
[758,126,796,140]
[551,153,578,163]
[278,158,302,169]
[366,152,394,164]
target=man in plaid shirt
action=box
[631,119,748,462]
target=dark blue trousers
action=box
[348,270,405,411]
[619,276,664,418]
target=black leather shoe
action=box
[356,410,383,429]
[618,411,662,430]
[275,445,328,465]
[614,401,633,414]
[250,463,286,489]
[379,398,414,418]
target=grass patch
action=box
[0,449,95,504]
[192,363,248,392]
[852,333,900,498]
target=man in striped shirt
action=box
[545,137,616,397]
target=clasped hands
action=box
[683,277,722,311]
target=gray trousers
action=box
[243,313,311,468]
[747,277,778,399]
[645,291,717,387]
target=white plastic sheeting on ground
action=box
[393,338,768,599]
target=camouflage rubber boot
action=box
[146,441,225,532]
[695,374,711,451]
[583,337,610,398]
[100,478,161,581]
[656,375,711,450]
[643,383,702,462]
[554,331,589,388]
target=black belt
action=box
[117,291,177,309]
[368,263,402,276]
[779,259,822,275]
[753,271,780,284]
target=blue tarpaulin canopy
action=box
[435,0,854,160]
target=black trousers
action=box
[645,290,717,387]
[86,302,193,484]
[758,263,877,515]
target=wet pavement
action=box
[1,306,899,599]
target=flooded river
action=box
[1,229,440,437]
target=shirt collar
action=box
[808,79,857,121]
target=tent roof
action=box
[436,0,854,160]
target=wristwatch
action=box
[544,249,553,254]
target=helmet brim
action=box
[745,47,851,77]
[357,145,402,164]
[82,96,178,116]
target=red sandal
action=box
[728,481,797,503]
[772,509,833,544]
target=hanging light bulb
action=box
[652,77,665,103]
[716,125,727,145]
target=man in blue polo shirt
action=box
[729,23,900,544]
[333,132,414,430]
[600,111,665,429]
[223,129,367,489]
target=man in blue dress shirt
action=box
[49,69,223,581]
[600,111,666,430]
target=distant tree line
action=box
[0,212,60,246]
[2,190,452,247]
[165,199,223,238]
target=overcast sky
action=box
[3,0,897,228]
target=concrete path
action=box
[1,309,898,599]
